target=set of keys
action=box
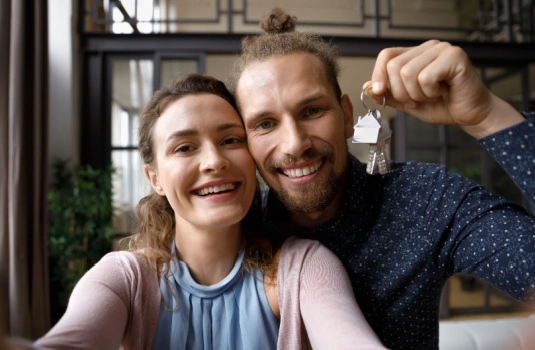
[352,85,391,175]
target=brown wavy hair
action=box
[228,7,341,103]
[125,74,276,279]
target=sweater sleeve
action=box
[277,236,388,350]
[34,252,160,350]
[479,112,535,214]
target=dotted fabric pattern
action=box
[262,113,535,350]
[481,111,535,214]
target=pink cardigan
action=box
[35,236,386,349]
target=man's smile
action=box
[279,160,323,179]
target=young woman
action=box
[34,75,386,350]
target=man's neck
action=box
[287,188,344,229]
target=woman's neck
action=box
[174,223,242,286]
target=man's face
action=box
[235,52,354,217]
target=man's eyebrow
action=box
[297,93,327,107]
[244,92,327,125]
[243,111,272,126]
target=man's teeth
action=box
[282,162,321,178]
[198,183,236,196]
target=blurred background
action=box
[2,0,534,345]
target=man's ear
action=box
[144,164,165,196]
[341,94,354,139]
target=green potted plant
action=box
[47,159,115,324]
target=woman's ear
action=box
[144,164,165,196]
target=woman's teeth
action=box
[197,183,236,196]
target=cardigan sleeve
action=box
[34,252,160,350]
[277,236,388,349]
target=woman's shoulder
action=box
[278,236,340,275]
[278,236,345,279]
[90,250,158,281]
[279,236,323,260]
[98,250,147,265]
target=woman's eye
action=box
[223,137,243,145]
[174,145,193,153]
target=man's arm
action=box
[367,39,535,301]
[479,112,535,214]
[366,40,525,139]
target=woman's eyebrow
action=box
[165,122,244,143]
[165,129,197,144]
[217,122,244,131]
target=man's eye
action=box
[305,107,322,117]
[257,120,273,130]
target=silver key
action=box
[353,84,391,175]
[366,122,391,175]
[366,144,379,174]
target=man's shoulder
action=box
[387,160,449,179]
[347,153,451,179]
[347,155,464,189]
[353,158,481,204]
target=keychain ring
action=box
[360,84,386,112]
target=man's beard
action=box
[276,171,340,214]
[264,147,345,215]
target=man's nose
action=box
[278,117,312,157]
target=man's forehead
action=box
[237,63,274,90]
[249,51,319,73]
[236,54,329,96]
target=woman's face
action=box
[145,93,256,232]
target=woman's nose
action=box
[199,145,230,173]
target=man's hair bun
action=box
[260,7,297,34]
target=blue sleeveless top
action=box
[152,246,279,350]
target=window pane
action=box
[111,103,140,147]
[448,149,482,184]
[488,158,524,205]
[112,59,153,147]
[406,116,440,143]
[111,58,154,234]
[406,149,441,164]
[112,149,152,234]
[447,126,480,148]
[160,59,199,87]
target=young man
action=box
[228,8,535,350]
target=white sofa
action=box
[439,315,535,350]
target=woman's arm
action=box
[277,236,387,349]
[34,252,148,350]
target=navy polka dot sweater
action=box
[262,113,535,349]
